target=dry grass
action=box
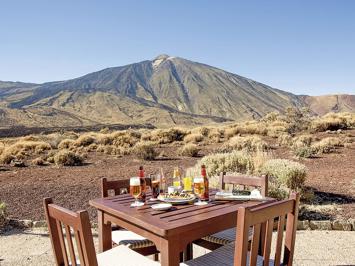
[178,143,200,157]
[54,150,84,166]
[132,141,158,160]
[183,133,204,143]
[0,201,7,228]
[311,112,355,132]
[32,157,45,166]
[311,137,343,154]
[150,128,187,144]
[221,135,269,152]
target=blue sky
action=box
[0,0,354,95]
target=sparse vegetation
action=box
[221,135,269,152]
[0,201,7,228]
[54,150,84,166]
[178,143,200,157]
[32,157,45,166]
[261,159,307,198]
[183,133,204,143]
[133,141,158,160]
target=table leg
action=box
[98,210,112,253]
[160,238,181,266]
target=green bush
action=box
[261,159,307,197]
[293,146,316,158]
[54,150,84,166]
[133,141,158,160]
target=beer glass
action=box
[150,174,160,199]
[130,177,144,207]
[193,176,207,206]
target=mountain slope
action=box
[301,94,355,115]
[0,55,353,128]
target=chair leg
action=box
[184,243,193,261]
[153,253,159,261]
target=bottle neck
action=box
[139,170,145,178]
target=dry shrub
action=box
[261,159,307,198]
[54,150,84,166]
[266,123,288,138]
[111,131,141,148]
[0,152,15,164]
[0,201,7,228]
[178,144,200,157]
[150,128,187,144]
[224,127,239,139]
[97,145,127,156]
[277,133,292,146]
[75,134,96,147]
[58,139,75,149]
[238,122,268,135]
[290,135,314,154]
[133,141,158,160]
[194,151,254,187]
[222,135,269,152]
[184,133,204,143]
[191,126,209,137]
[207,128,224,143]
[0,141,51,163]
[32,157,45,166]
[311,112,355,132]
[293,146,316,159]
[311,137,343,154]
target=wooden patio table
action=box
[90,191,275,266]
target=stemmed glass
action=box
[193,176,207,206]
[130,177,144,207]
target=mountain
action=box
[0,55,354,128]
[301,94,355,115]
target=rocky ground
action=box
[1,228,354,266]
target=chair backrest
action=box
[43,198,98,266]
[234,192,300,266]
[101,177,152,197]
[219,173,268,197]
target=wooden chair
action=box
[43,198,158,266]
[183,192,300,266]
[101,178,159,258]
[195,173,268,250]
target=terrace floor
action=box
[1,228,354,266]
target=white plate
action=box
[215,191,264,201]
[157,194,196,205]
[151,203,172,211]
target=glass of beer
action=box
[150,174,160,199]
[130,177,144,207]
[193,176,207,206]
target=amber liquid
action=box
[151,180,160,198]
[193,182,205,198]
[130,185,141,199]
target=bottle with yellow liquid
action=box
[183,168,193,191]
[173,167,181,187]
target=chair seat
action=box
[182,244,278,266]
[112,230,155,249]
[97,245,159,266]
[201,227,253,246]
[201,228,236,245]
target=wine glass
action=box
[193,176,207,206]
[130,177,144,207]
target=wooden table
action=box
[90,192,274,266]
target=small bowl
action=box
[151,203,172,211]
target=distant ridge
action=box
[0,55,354,128]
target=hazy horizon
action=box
[1,1,354,96]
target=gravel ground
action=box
[1,229,354,266]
